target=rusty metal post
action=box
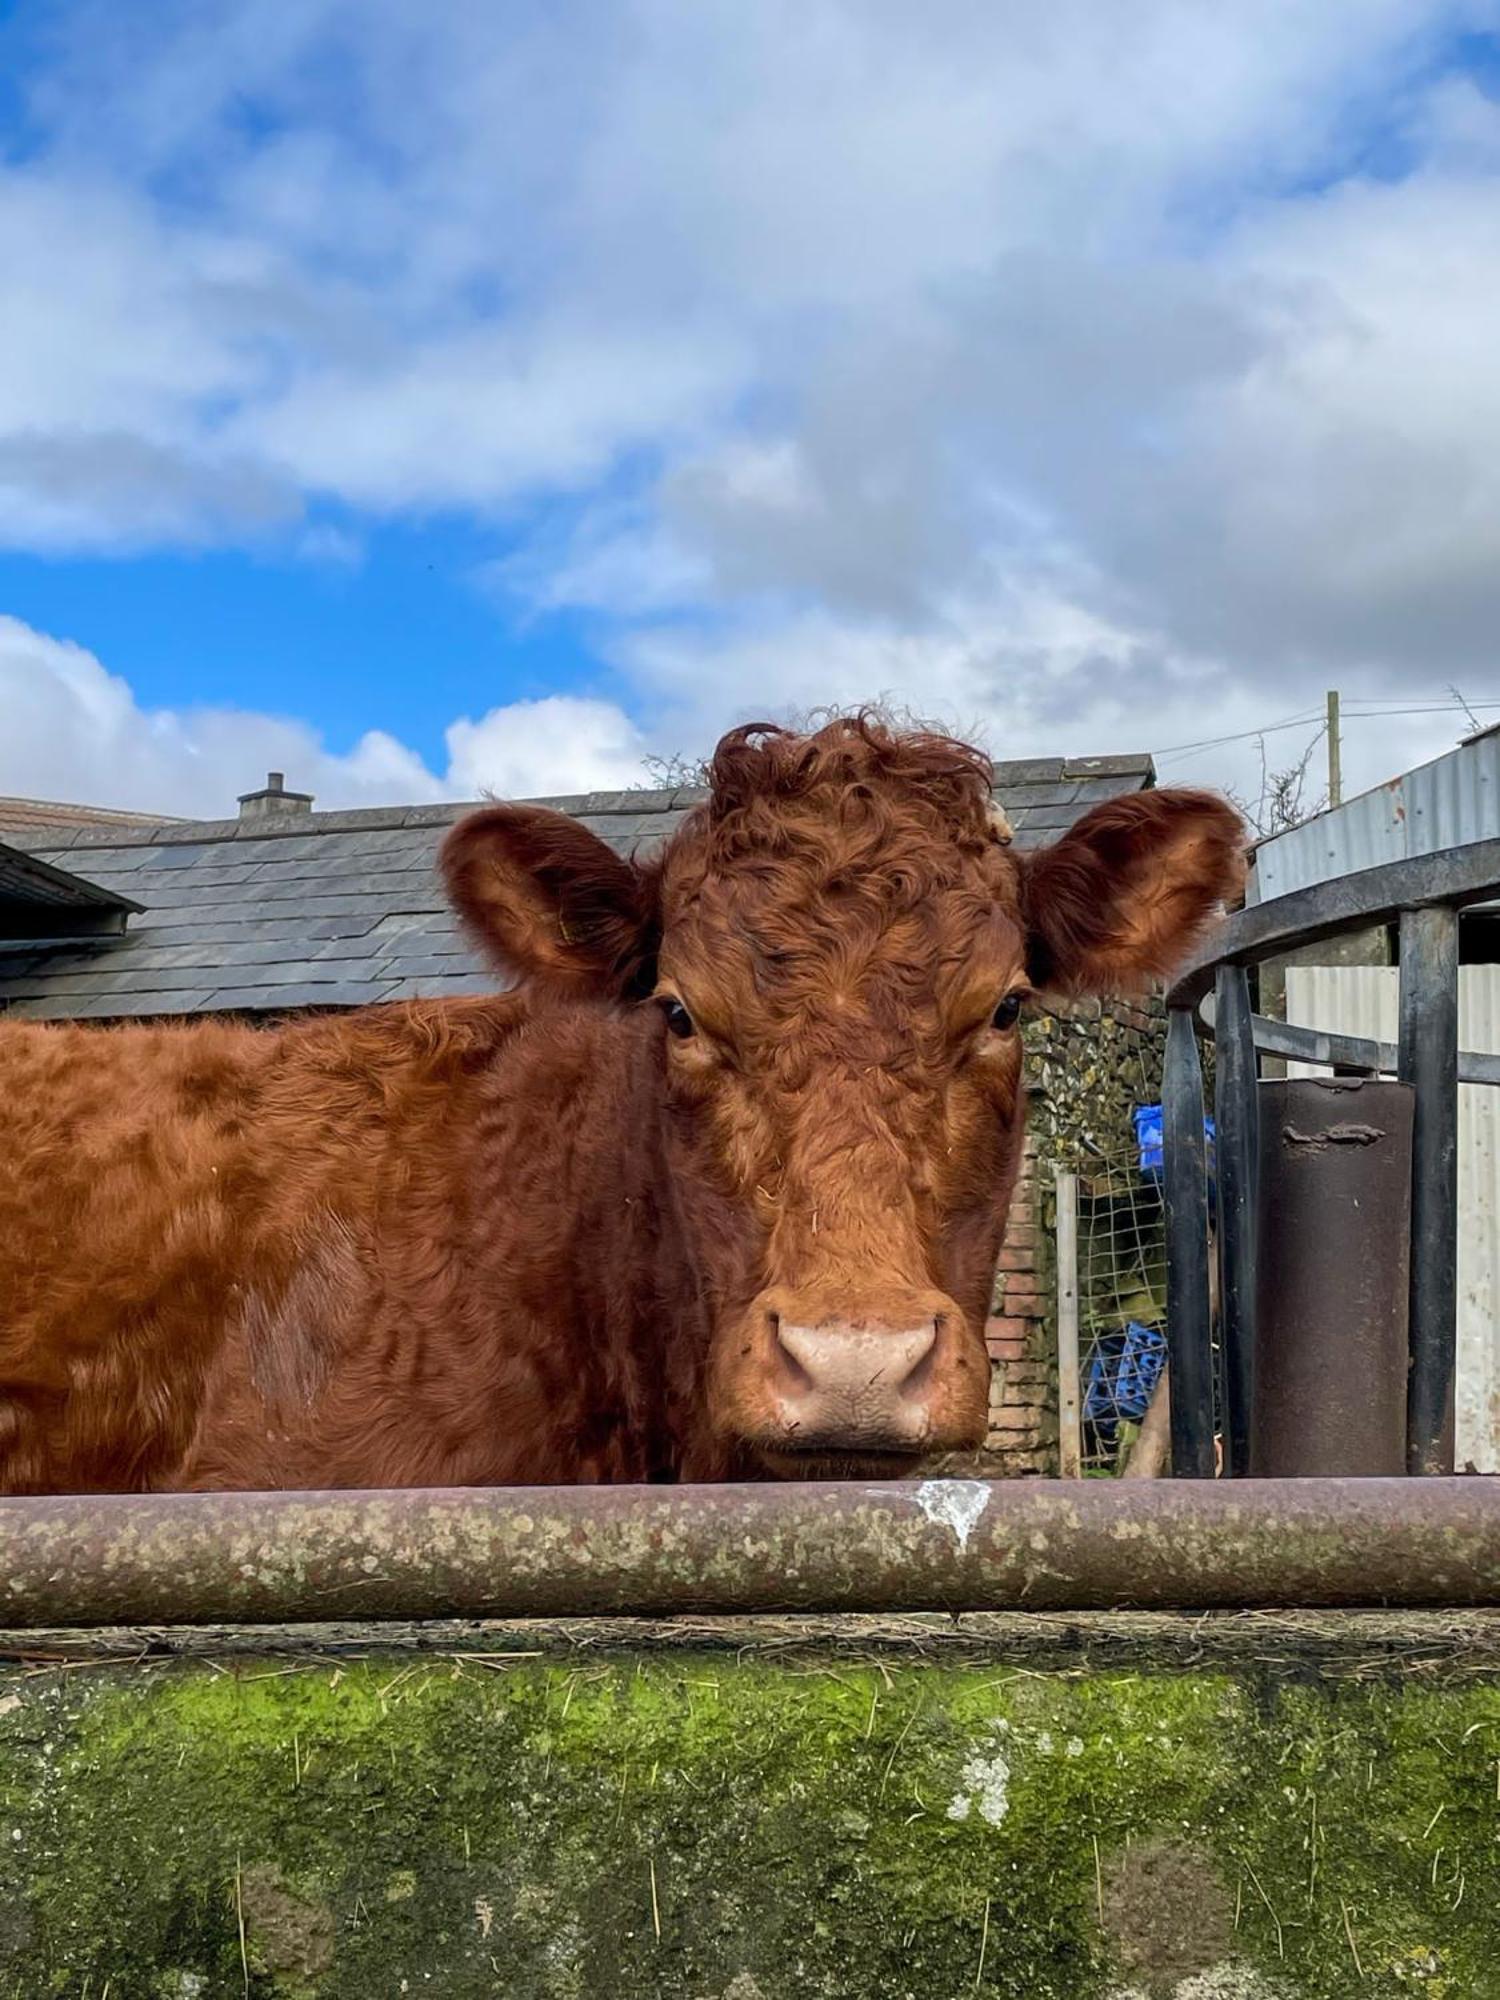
[1214,965,1259,1476]
[1251,1078,1413,1476]
[1164,1006,1215,1476]
[1399,905,1460,1474]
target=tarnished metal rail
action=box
[1,1479,1498,1627]
[1165,836,1500,1481]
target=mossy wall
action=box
[2,1613,1498,2000]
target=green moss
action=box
[0,1637,1497,1998]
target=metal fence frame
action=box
[3,1479,1500,1623]
[1164,834,1500,1480]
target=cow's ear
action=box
[1020,790,1247,995]
[441,805,659,999]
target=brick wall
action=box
[984,1135,1055,1473]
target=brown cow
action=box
[0,716,1242,1493]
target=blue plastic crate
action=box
[1084,1320,1168,1432]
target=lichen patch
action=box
[947,1740,1012,1825]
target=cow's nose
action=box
[770,1315,939,1451]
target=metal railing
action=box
[3,1480,1500,1622]
[1164,834,1500,1479]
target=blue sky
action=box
[1,1,1499,816]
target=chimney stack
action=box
[238,771,315,825]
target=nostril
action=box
[768,1311,817,1393]
[898,1321,940,1398]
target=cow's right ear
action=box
[440,806,660,999]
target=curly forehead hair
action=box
[703,713,997,851]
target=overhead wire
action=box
[1150,696,1499,765]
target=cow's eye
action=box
[660,998,696,1040]
[992,992,1026,1032]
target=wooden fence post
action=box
[1056,1168,1081,1478]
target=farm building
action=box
[0,750,1172,1476]
[1250,720,1500,1472]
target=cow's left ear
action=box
[1020,790,1247,995]
[441,805,660,999]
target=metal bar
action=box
[1,1481,1499,1624]
[1239,1013,1500,1089]
[1213,967,1258,1476]
[1055,1169,1081,1479]
[1168,834,1500,1007]
[1399,906,1461,1475]
[1163,1005,1215,1476]
[1251,1080,1411,1477]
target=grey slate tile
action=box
[52,847,156,874]
[307,933,404,963]
[13,989,218,1019]
[183,955,402,990]
[135,820,244,846]
[368,950,488,981]
[368,910,460,939]
[369,932,473,964]
[203,979,401,1011]
[992,783,1085,812]
[379,971,508,999]
[263,807,414,834]
[123,914,386,947]
[251,866,439,905]
[400,804,476,828]
[1062,754,1153,778]
[991,757,1066,785]
[1070,775,1141,805]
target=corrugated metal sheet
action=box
[1284,965,1500,1472]
[1252,728,1500,903]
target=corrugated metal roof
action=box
[1251,729,1500,902]
[0,753,1154,1022]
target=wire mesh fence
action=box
[1071,1145,1170,1472]
[1026,999,1218,1476]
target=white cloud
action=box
[0,0,1498,799]
[0,615,649,815]
[444,695,650,798]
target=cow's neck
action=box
[468,1000,726,1481]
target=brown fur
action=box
[0,715,1244,1492]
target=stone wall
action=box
[983,998,1171,1476]
[3,1612,1497,1998]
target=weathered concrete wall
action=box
[1,1612,1498,1999]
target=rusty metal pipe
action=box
[2,1479,1499,1626]
[1252,1079,1413,1477]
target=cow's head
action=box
[443,716,1244,1475]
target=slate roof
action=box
[0,753,1153,1022]
[0,841,143,947]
